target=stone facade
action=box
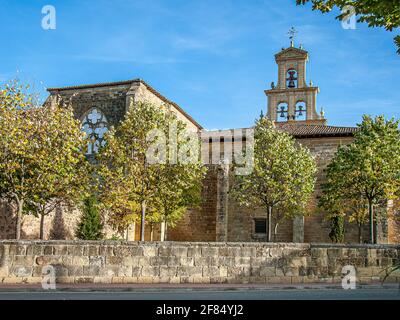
[0,241,398,285]
[46,79,201,132]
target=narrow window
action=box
[254,218,267,234]
[81,108,108,155]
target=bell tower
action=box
[265,32,326,125]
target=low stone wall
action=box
[0,241,399,285]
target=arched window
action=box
[286,69,298,88]
[276,102,288,122]
[81,108,108,155]
[295,101,306,121]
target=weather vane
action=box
[287,26,298,46]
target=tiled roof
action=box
[47,79,137,91]
[275,123,359,138]
[47,79,203,129]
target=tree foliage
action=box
[328,214,345,243]
[97,101,206,241]
[0,80,89,239]
[296,0,400,54]
[231,115,317,242]
[319,115,400,244]
[76,195,104,240]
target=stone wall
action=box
[0,241,398,285]
[167,166,218,242]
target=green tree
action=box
[23,100,90,240]
[152,116,206,241]
[320,115,400,244]
[296,0,400,54]
[0,80,88,239]
[98,101,206,241]
[154,161,205,241]
[347,197,369,243]
[232,115,317,242]
[329,214,345,243]
[319,156,368,243]
[76,195,104,240]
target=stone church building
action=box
[0,43,399,243]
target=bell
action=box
[288,80,295,88]
[279,106,286,118]
[298,105,304,116]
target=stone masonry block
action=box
[66,266,84,277]
[26,244,42,256]
[202,266,220,277]
[68,245,84,256]
[259,267,276,277]
[16,245,27,256]
[43,246,53,255]
[141,266,160,277]
[122,256,140,267]
[194,256,217,266]
[170,247,188,258]
[13,255,35,267]
[53,246,68,256]
[11,266,32,277]
[106,256,123,265]
[201,247,218,257]
[35,256,63,266]
[241,247,256,257]
[143,246,158,257]
[138,256,151,267]
[150,256,170,266]
[187,247,202,257]
[177,266,202,277]
[132,266,142,277]
[74,277,94,284]
[179,257,194,267]
[160,266,178,278]
[99,246,115,256]
[72,256,89,266]
[89,256,105,267]
[113,246,142,257]
[158,246,172,257]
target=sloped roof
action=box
[275,123,358,138]
[47,79,202,129]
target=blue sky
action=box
[0,0,399,129]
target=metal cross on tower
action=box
[287,26,298,47]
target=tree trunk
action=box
[160,220,166,242]
[267,206,272,242]
[40,213,45,240]
[150,224,154,242]
[15,199,24,240]
[368,199,374,244]
[273,222,279,242]
[140,200,146,241]
[358,223,362,244]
